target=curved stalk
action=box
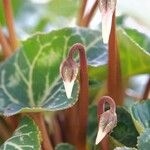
[61,43,88,150]
[97,96,116,118]
[3,0,18,51]
[95,96,117,149]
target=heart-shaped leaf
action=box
[124,28,150,53]
[111,107,139,147]
[137,129,150,150]
[0,116,41,150]
[131,99,150,133]
[87,105,139,148]
[0,27,105,116]
[117,28,150,77]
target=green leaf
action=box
[0,27,105,116]
[88,28,150,101]
[137,129,150,150]
[48,0,80,18]
[124,28,150,53]
[111,107,139,147]
[117,28,150,77]
[131,99,150,133]
[87,105,139,149]
[0,0,24,26]
[0,116,41,150]
[55,143,75,150]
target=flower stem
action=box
[97,96,116,120]
[77,0,88,25]
[5,116,18,131]
[3,0,18,51]
[107,11,123,105]
[80,0,98,27]
[64,43,88,150]
[51,116,62,145]
[0,26,12,58]
[142,77,150,99]
[30,113,53,150]
[0,118,12,140]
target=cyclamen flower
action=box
[60,57,78,99]
[99,0,117,43]
[95,96,117,144]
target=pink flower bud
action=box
[60,58,78,99]
[99,0,117,43]
[95,96,117,145]
[95,110,117,144]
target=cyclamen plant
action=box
[60,43,89,150]
[0,0,150,150]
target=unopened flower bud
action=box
[99,0,117,43]
[95,110,117,144]
[60,58,78,99]
[95,96,117,145]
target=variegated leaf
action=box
[0,116,41,150]
[0,27,105,116]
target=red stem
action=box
[3,0,18,51]
[5,116,18,131]
[64,43,88,150]
[80,0,98,27]
[142,77,150,100]
[108,11,123,105]
[30,113,53,150]
[0,26,12,58]
[51,116,62,145]
[0,119,11,140]
[77,0,88,25]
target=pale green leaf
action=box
[137,129,150,150]
[118,28,150,77]
[131,99,150,133]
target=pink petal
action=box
[99,0,117,43]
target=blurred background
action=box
[0,0,150,101]
[1,0,150,39]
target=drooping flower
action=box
[95,96,117,144]
[98,0,117,43]
[60,57,78,99]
